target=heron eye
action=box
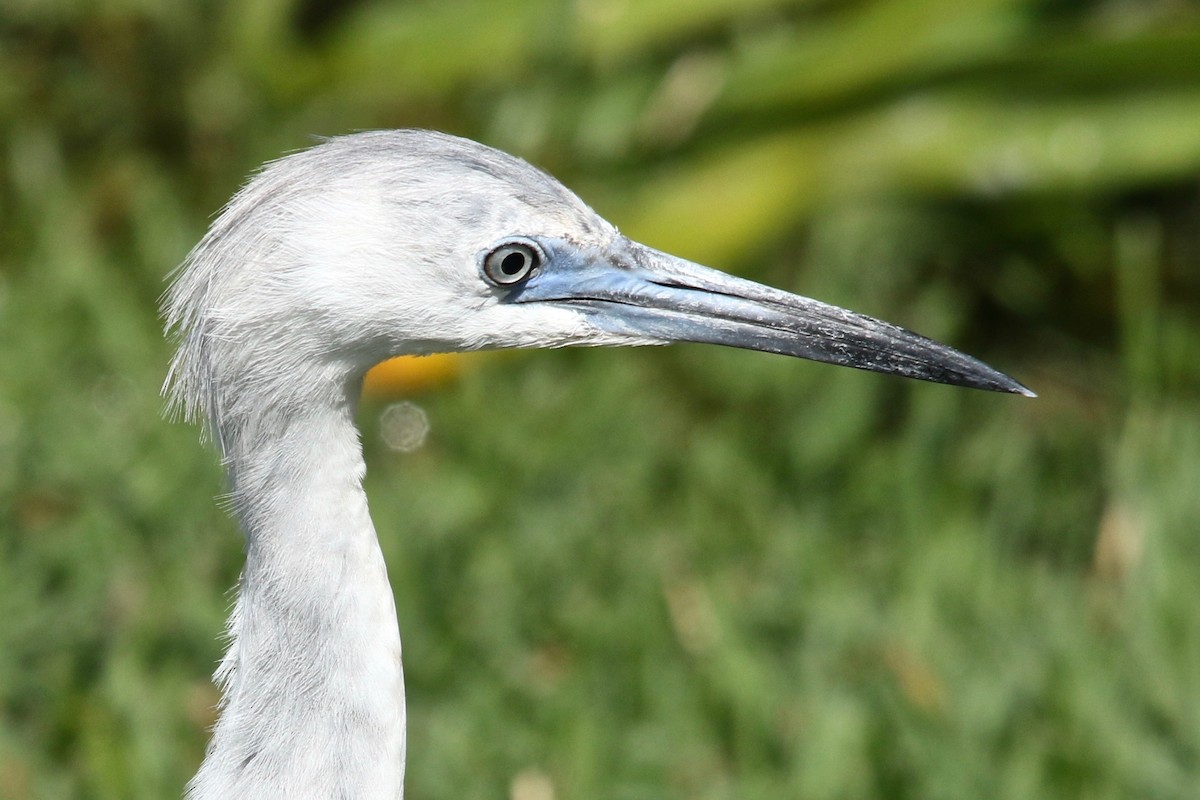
[483,242,539,286]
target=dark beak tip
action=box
[986,373,1035,398]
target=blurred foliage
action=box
[2,0,1200,798]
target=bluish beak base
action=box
[505,238,1034,397]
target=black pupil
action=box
[500,251,527,275]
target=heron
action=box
[163,129,1031,800]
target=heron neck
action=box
[189,387,406,800]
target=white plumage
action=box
[165,129,1029,799]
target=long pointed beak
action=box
[510,239,1033,396]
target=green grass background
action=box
[2,0,1199,797]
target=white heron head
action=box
[164,130,1030,444]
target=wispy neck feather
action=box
[165,161,409,796]
[186,383,407,800]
